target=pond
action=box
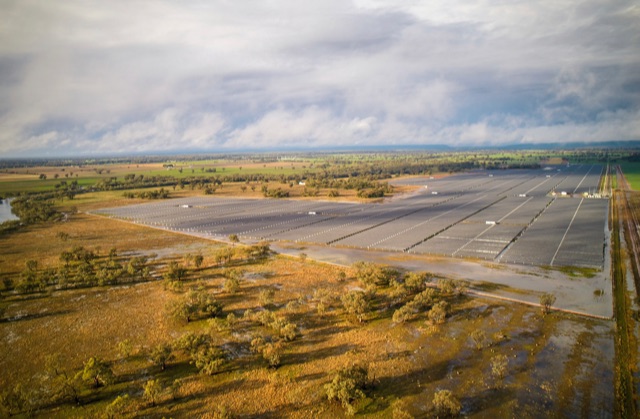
[0,199,19,223]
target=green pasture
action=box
[0,177,99,196]
[620,163,640,190]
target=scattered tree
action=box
[149,343,174,371]
[392,303,417,324]
[167,288,223,323]
[251,337,283,368]
[167,298,195,323]
[427,300,449,325]
[223,268,242,293]
[164,261,188,281]
[143,379,163,407]
[194,254,204,269]
[341,291,369,323]
[438,278,455,295]
[105,394,130,418]
[279,322,298,341]
[540,292,556,315]
[116,339,133,359]
[262,342,282,368]
[325,364,369,415]
[259,288,275,307]
[215,247,235,266]
[404,272,429,293]
[175,332,210,356]
[0,384,30,416]
[432,389,461,417]
[392,400,414,419]
[192,345,226,375]
[470,329,487,351]
[81,357,114,389]
[352,261,399,287]
[43,353,82,405]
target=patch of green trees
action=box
[3,247,154,294]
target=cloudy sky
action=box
[1,0,639,156]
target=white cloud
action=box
[226,107,378,149]
[91,108,226,153]
[0,0,638,156]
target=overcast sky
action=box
[1,0,639,156]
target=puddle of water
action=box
[0,198,18,223]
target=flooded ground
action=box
[111,215,613,319]
[271,241,613,319]
[0,199,18,223]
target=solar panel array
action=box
[96,164,608,268]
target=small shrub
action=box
[223,277,240,294]
[470,329,487,350]
[193,345,226,375]
[105,394,130,418]
[491,354,509,382]
[392,303,417,324]
[433,389,461,417]
[279,322,298,341]
[259,289,275,306]
[540,292,556,314]
[262,342,282,368]
[116,339,133,359]
[427,300,449,325]
[341,291,369,323]
[143,380,163,407]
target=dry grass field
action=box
[0,204,614,417]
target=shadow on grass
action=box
[296,318,355,346]
[287,343,357,366]
[296,371,325,383]
[472,281,510,292]
[362,360,453,414]
[448,303,503,321]
[140,399,206,418]
[461,386,516,415]
[1,309,73,323]
[242,402,297,419]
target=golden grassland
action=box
[0,206,615,417]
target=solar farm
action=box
[96,164,609,269]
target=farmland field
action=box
[620,162,640,191]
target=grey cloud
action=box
[0,0,638,156]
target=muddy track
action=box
[617,165,640,301]
[612,167,639,417]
